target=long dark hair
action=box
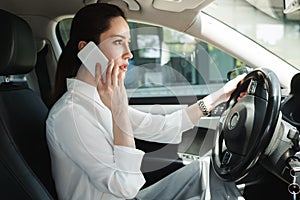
[52,3,125,104]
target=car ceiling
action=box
[1,0,295,31]
[0,0,212,21]
[0,0,217,36]
[0,0,82,19]
[0,0,293,18]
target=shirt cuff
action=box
[181,109,195,131]
[114,145,145,173]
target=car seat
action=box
[0,9,57,199]
[281,73,300,130]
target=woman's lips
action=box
[119,63,128,72]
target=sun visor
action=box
[153,0,214,12]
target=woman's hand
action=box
[212,73,246,105]
[221,73,247,102]
[95,60,128,113]
[186,73,247,123]
[95,60,135,148]
[201,73,246,113]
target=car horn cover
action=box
[211,68,281,181]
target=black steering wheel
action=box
[211,68,281,181]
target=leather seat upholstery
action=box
[0,9,57,199]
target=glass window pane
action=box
[55,19,243,99]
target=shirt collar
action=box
[66,78,105,108]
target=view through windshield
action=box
[203,0,300,70]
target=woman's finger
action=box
[112,65,119,87]
[105,59,114,85]
[118,71,125,86]
[224,73,247,93]
[95,63,103,86]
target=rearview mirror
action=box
[284,0,300,14]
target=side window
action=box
[56,18,72,47]
[56,19,244,98]
[125,22,243,98]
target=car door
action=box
[125,21,245,187]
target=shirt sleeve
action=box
[128,106,194,144]
[47,103,145,199]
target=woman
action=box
[46,3,245,200]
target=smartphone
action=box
[77,41,108,80]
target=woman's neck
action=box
[76,65,97,87]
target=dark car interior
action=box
[281,73,300,131]
[0,9,57,199]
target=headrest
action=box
[0,9,36,76]
[291,73,300,95]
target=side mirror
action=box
[227,66,252,81]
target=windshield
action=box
[203,0,300,70]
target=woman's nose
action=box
[123,44,133,59]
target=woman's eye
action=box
[114,40,123,45]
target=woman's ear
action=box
[78,41,87,51]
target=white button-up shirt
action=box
[46,78,194,200]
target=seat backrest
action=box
[0,9,57,199]
[281,73,300,130]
